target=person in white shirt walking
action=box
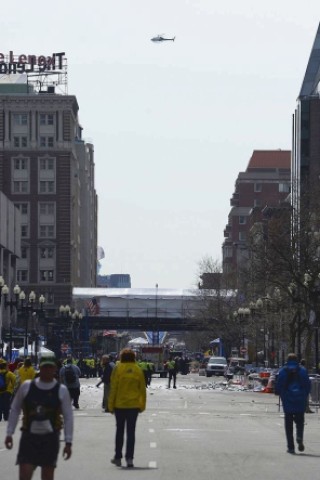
[4,355,73,480]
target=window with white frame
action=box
[40,136,54,148]
[43,292,54,304]
[39,181,55,194]
[40,246,55,259]
[39,158,54,170]
[40,269,54,282]
[44,292,54,304]
[21,246,28,259]
[13,136,28,148]
[14,158,28,170]
[254,199,261,207]
[279,183,290,193]
[17,270,28,282]
[224,246,233,257]
[239,231,246,241]
[15,203,28,215]
[40,114,54,126]
[13,181,28,193]
[254,183,262,192]
[13,113,28,126]
[39,225,55,238]
[21,225,29,238]
[239,216,247,225]
[39,203,55,215]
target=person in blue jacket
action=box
[275,353,311,454]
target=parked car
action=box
[206,356,228,377]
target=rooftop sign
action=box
[0,51,66,74]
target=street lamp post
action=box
[1,283,21,361]
[0,278,45,362]
[234,307,250,359]
[155,283,159,346]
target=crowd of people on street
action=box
[0,347,315,478]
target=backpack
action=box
[285,367,304,401]
[0,372,7,392]
[64,365,76,385]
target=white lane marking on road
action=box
[164,429,198,432]
[198,412,210,415]
[0,448,7,452]
[149,428,155,433]
[150,442,157,448]
[148,418,153,422]
[149,461,157,468]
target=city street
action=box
[1,373,320,479]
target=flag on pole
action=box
[86,297,100,316]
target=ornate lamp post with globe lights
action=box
[0,276,45,362]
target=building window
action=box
[40,270,54,282]
[15,203,28,215]
[40,114,54,126]
[39,158,54,170]
[224,246,233,257]
[39,181,55,193]
[254,199,261,207]
[13,136,28,148]
[13,114,28,126]
[21,225,29,238]
[13,181,28,193]
[43,292,54,304]
[239,216,246,225]
[21,246,28,259]
[40,247,55,259]
[239,231,246,241]
[39,203,54,215]
[17,270,28,282]
[279,183,290,193]
[39,225,55,238]
[254,183,262,192]
[40,136,54,148]
[14,158,28,170]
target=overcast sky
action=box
[2,1,320,288]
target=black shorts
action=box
[17,431,60,467]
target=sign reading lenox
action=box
[0,51,65,74]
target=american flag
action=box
[86,297,100,316]
[103,330,117,337]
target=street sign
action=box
[240,347,247,354]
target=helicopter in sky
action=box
[151,34,175,42]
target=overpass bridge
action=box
[72,287,223,332]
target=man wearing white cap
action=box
[4,355,73,480]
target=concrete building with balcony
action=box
[222,150,291,285]
[0,75,98,315]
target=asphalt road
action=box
[1,373,320,479]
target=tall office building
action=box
[0,58,97,315]
[292,23,320,219]
[222,150,291,282]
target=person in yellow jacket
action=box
[17,358,36,385]
[108,349,146,468]
[0,359,16,421]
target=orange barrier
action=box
[261,375,274,393]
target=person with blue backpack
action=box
[275,353,311,454]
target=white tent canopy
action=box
[128,337,149,345]
[18,346,54,357]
